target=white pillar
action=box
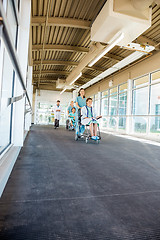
[73,89,78,102]
[126,79,132,134]
[97,92,101,116]
[34,89,38,124]
[12,0,31,146]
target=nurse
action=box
[75,88,86,135]
[66,100,74,129]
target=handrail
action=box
[0,1,32,110]
[7,90,26,106]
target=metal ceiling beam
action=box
[36,82,57,85]
[31,17,91,29]
[82,73,94,79]
[33,71,94,80]
[33,70,70,75]
[104,53,124,61]
[33,60,78,66]
[84,66,105,72]
[33,78,57,82]
[32,44,89,53]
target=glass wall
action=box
[101,91,108,128]
[94,94,99,114]
[99,69,160,140]
[109,87,118,129]
[132,75,149,133]
[0,1,18,154]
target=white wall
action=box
[36,90,73,104]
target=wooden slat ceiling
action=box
[31,0,160,90]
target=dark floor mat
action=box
[0,125,160,240]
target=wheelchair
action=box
[66,119,69,129]
[75,109,101,143]
[84,122,101,144]
[66,118,75,131]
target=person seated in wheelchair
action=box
[66,101,74,129]
[81,98,102,140]
[68,107,76,130]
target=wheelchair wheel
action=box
[66,119,69,129]
[75,134,78,141]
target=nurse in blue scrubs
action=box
[75,88,86,135]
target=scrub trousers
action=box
[75,108,85,135]
[54,119,59,128]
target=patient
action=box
[81,98,102,140]
[68,107,76,129]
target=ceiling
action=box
[30,0,160,91]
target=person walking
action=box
[54,100,61,129]
[75,88,86,135]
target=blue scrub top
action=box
[67,105,73,113]
[76,96,86,108]
[69,112,76,118]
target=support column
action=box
[73,89,78,102]
[34,89,38,124]
[97,92,101,116]
[126,79,132,134]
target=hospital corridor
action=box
[0,0,160,239]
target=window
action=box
[94,94,99,113]
[108,87,118,129]
[132,87,148,115]
[0,0,18,155]
[118,83,127,130]
[101,90,108,116]
[151,70,160,83]
[133,75,149,88]
[132,75,149,134]
[109,87,118,116]
[101,98,108,116]
[7,1,18,47]
[133,116,147,133]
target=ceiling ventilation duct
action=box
[131,0,154,10]
[56,78,74,93]
[91,0,152,46]
[56,79,66,89]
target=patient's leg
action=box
[93,123,97,136]
[89,123,94,136]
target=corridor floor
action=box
[0,125,160,240]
